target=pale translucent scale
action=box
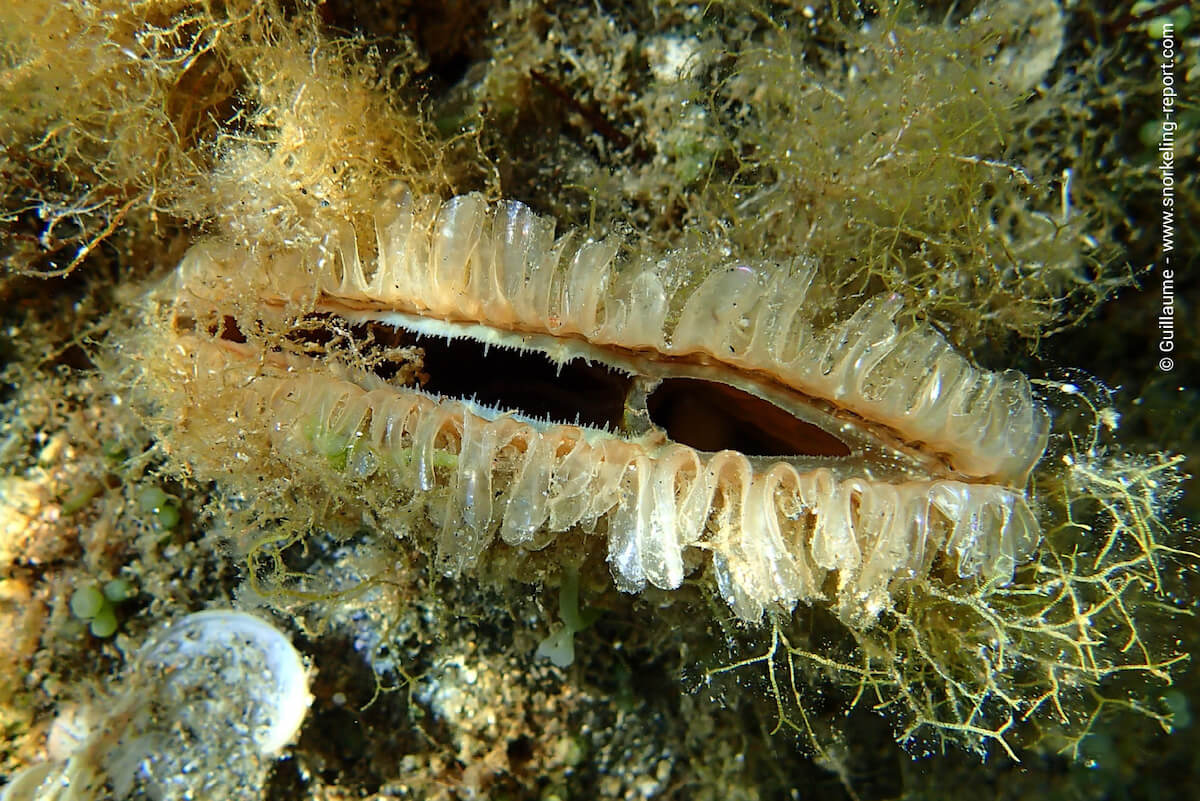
[413,407,451,493]
[743,470,803,605]
[366,392,415,453]
[930,483,978,577]
[594,291,628,344]
[616,270,670,348]
[455,415,495,536]
[858,325,928,407]
[760,263,817,373]
[897,489,935,580]
[910,343,969,420]
[373,189,419,302]
[855,484,902,598]
[541,231,578,332]
[607,457,649,592]
[659,446,707,548]
[644,457,685,589]
[489,201,537,314]
[585,441,632,529]
[430,194,486,297]
[712,550,760,622]
[809,473,861,575]
[741,269,803,365]
[547,438,598,530]
[671,265,766,356]
[826,296,902,399]
[561,237,618,335]
[1004,495,1040,567]
[501,435,555,546]
[336,221,370,296]
[499,202,557,322]
[436,496,486,574]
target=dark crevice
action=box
[269,315,851,459]
[646,378,852,458]
[218,314,246,343]
[282,316,634,429]
[415,330,634,430]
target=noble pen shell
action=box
[178,185,1050,485]
[159,185,1050,624]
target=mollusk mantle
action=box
[148,185,1049,624]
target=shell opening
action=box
[645,377,853,458]
[263,314,857,461]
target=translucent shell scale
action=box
[160,185,1049,624]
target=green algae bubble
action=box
[70,585,105,620]
[103,578,134,603]
[138,485,181,529]
[89,606,119,638]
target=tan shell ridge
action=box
[166,185,1050,624]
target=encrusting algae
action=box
[1,0,1196,797]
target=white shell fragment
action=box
[138,609,313,756]
[1,610,312,801]
[0,763,56,801]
